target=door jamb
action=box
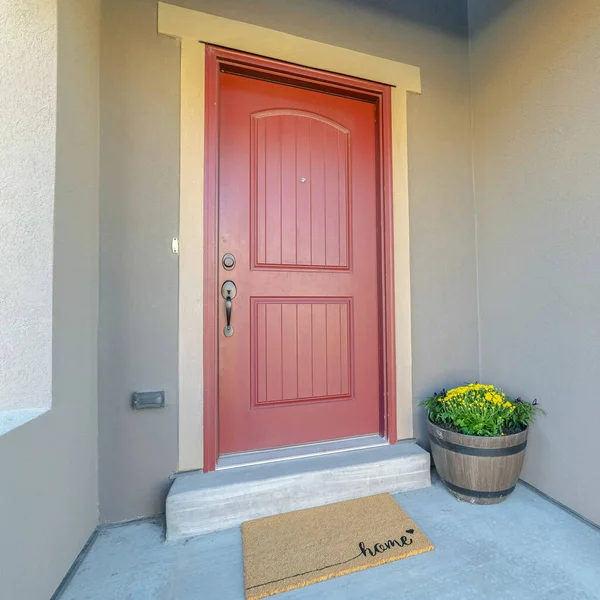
[203,46,397,471]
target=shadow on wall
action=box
[171,0,523,39]
[342,0,470,37]
[172,0,493,39]
[470,0,600,102]
[468,0,521,37]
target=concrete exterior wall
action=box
[0,0,101,597]
[469,0,600,525]
[0,0,55,412]
[98,0,478,521]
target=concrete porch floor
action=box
[59,477,600,600]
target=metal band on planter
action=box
[439,478,516,500]
[429,434,527,457]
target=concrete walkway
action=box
[60,478,600,599]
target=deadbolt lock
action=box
[222,253,236,271]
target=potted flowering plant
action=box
[421,384,544,504]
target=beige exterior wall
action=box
[0,0,101,598]
[469,0,600,525]
[0,0,55,414]
[99,0,478,521]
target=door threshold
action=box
[215,434,387,470]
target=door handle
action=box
[225,296,233,336]
[221,280,237,337]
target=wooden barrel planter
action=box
[428,419,528,505]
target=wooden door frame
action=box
[203,45,397,471]
[158,2,421,474]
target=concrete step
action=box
[166,442,431,540]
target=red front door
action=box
[217,67,381,455]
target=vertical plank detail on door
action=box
[311,303,327,397]
[256,302,267,404]
[281,303,298,400]
[325,127,340,267]
[340,301,350,395]
[251,110,350,270]
[296,302,313,400]
[326,303,342,396]
[255,118,267,266]
[264,117,282,265]
[265,303,283,402]
[338,133,349,268]
[252,298,352,406]
[310,120,326,266]
[281,116,297,265]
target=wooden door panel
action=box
[252,111,350,270]
[251,298,351,406]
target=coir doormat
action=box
[241,493,434,599]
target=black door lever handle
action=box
[221,280,237,337]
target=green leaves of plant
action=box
[420,384,544,437]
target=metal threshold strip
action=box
[216,434,387,470]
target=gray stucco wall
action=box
[98,0,478,521]
[0,1,55,412]
[0,0,101,598]
[469,0,600,525]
